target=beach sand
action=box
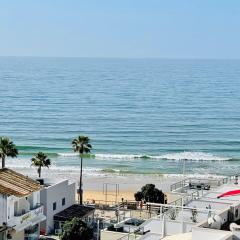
[12,167,182,203]
[83,190,134,203]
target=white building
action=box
[100,176,240,240]
[0,168,46,240]
[40,178,75,234]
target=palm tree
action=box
[72,136,92,205]
[0,137,18,169]
[31,152,51,178]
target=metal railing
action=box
[170,178,189,192]
[170,176,233,193]
[117,233,139,240]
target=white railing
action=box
[170,176,231,192]
[117,233,139,240]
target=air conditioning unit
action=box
[55,229,62,235]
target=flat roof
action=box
[186,199,230,210]
[192,227,232,239]
[0,168,41,197]
[202,185,240,203]
[139,233,163,240]
[54,204,95,222]
[163,232,192,240]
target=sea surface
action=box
[0,57,240,177]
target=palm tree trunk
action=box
[79,155,83,205]
[2,155,5,169]
[39,166,41,178]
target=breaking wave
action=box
[159,152,229,161]
[57,151,230,161]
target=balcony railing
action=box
[8,204,44,228]
[30,203,42,211]
[14,203,43,217]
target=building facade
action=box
[40,179,75,234]
[0,168,46,240]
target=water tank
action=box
[207,215,222,229]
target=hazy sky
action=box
[1,0,240,58]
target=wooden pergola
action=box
[0,168,41,197]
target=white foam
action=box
[57,151,228,161]
[163,173,226,179]
[95,152,228,161]
[57,153,79,157]
[95,153,142,160]
[159,151,228,161]
[6,158,31,168]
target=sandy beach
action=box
[12,166,181,203]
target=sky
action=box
[0,0,240,59]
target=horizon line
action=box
[0,55,240,61]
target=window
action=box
[62,198,66,206]
[53,202,57,211]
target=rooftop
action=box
[0,168,41,197]
[41,178,70,187]
[163,232,192,240]
[54,204,95,222]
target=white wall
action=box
[28,191,40,209]
[192,227,232,240]
[0,195,7,224]
[6,191,39,221]
[40,180,75,234]
[18,198,30,215]
[142,218,163,235]
[142,218,197,237]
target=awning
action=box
[217,189,240,198]
[54,204,94,222]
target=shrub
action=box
[134,184,165,203]
[61,217,93,240]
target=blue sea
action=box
[0,57,240,176]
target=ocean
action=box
[0,57,240,177]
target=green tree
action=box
[61,217,93,240]
[72,136,92,205]
[31,152,51,178]
[0,137,18,169]
[134,191,143,201]
[134,184,165,203]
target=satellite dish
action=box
[207,215,222,229]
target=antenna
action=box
[182,159,186,179]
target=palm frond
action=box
[72,135,92,155]
[31,152,51,168]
